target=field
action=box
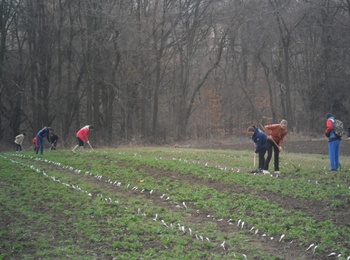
[1,144,350,259]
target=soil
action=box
[187,138,350,156]
[1,138,350,259]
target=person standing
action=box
[247,126,267,173]
[263,119,288,174]
[14,133,26,151]
[325,113,341,171]
[35,127,52,154]
[72,125,94,153]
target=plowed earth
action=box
[1,139,350,259]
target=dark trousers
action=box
[15,144,22,151]
[264,140,280,171]
[258,147,267,169]
[50,140,58,150]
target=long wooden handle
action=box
[87,141,94,151]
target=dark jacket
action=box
[47,134,59,144]
[36,127,50,139]
[251,128,267,153]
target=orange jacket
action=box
[264,124,287,146]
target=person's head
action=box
[23,133,26,136]
[247,126,256,136]
[326,113,333,120]
[280,119,288,130]
[88,125,94,130]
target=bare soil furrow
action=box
[12,155,329,260]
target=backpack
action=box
[333,119,344,138]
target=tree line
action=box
[1,0,349,147]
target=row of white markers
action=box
[4,153,349,260]
[159,156,350,189]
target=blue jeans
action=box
[36,136,45,154]
[328,139,340,170]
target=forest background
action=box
[0,0,349,148]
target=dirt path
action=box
[189,139,350,156]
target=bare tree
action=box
[1,0,350,146]
[0,0,21,139]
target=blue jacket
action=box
[36,127,50,139]
[251,128,267,153]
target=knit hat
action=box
[247,126,255,132]
[280,119,288,126]
[326,113,332,119]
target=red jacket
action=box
[33,137,38,147]
[264,124,287,146]
[76,126,90,142]
[325,118,334,136]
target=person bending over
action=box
[263,120,288,174]
[72,125,94,153]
